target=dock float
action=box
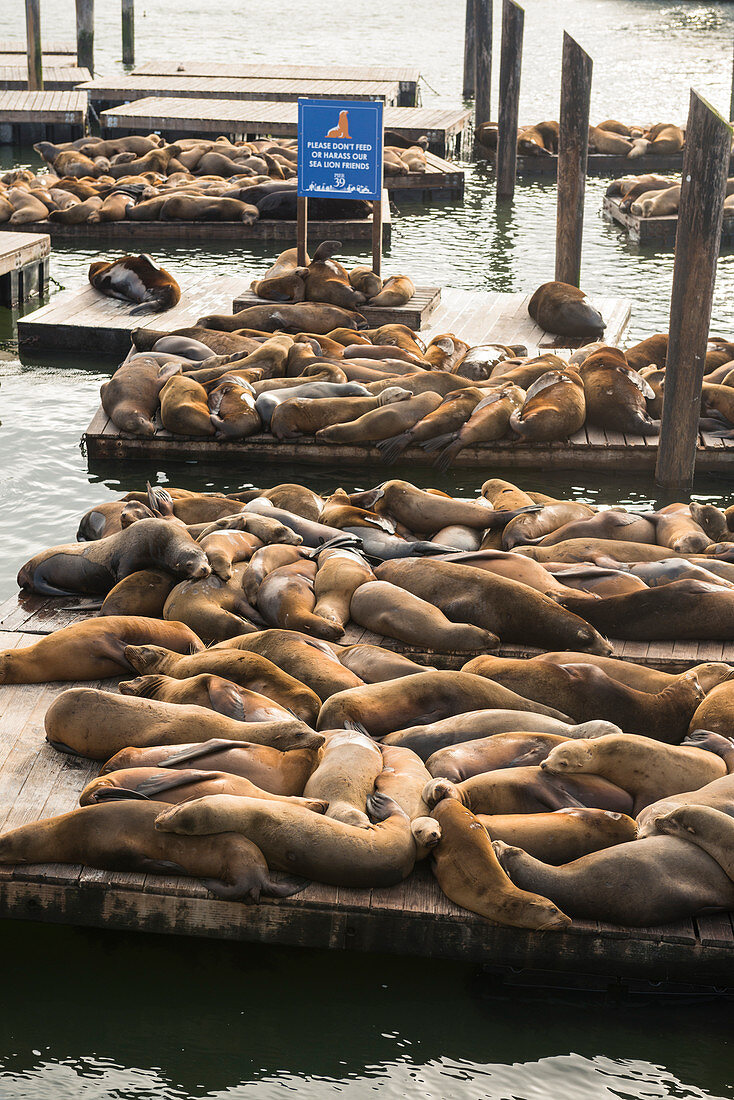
[2,195,390,250]
[386,152,465,202]
[232,286,441,331]
[0,629,731,987]
[0,231,50,307]
[19,286,629,359]
[101,97,474,158]
[603,195,734,247]
[133,61,421,107]
[488,151,689,179]
[0,90,87,143]
[82,75,404,110]
[0,65,90,90]
[0,40,76,54]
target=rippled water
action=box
[1,2,734,1098]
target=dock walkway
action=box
[101,97,473,158]
[82,75,404,109]
[0,89,87,143]
[0,626,731,985]
[0,65,90,90]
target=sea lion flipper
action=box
[207,679,245,720]
[135,769,213,797]
[158,739,244,768]
[92,786,151,802]
[344,718,370,736]
[263,876,308,898]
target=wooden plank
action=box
[696,913,734,948]
[0,88,86,124]
[81,75,403,107]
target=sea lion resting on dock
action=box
[80,766,327,811]
[88,254,181,314]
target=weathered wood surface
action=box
[386,152,465,202]
[101,98,473,157]
[474,0,492,131]
[463,0,477,98]
[0,65,90,89]
[496,0,524,198]
[121,0,135,67]
[232,286,441,332]
[24,0,43,91]
[75,0,95,76]
[2,596,733,675]
[0,89,87,125]
[555,34,592,286]
[0,632,732,983]
[82,75,404,108]
[0,40,76,54]
[0,231,50,277]
[603,195,734,247]
[655,91,732,489]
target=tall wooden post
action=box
[474,0,492,130]
[296,197,308,266]
[122,0,134,66]
[730,37,734,123]
[76,0,94,76]
[655,91,732,489]
[463,0,476,98]
[496,0,523,199]
[25,0,43,90]
[555,33,592,286]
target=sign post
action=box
[298,98,384,275]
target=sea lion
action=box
[0,801,300,902]
[312,547,373,631]
[242,544,306,603]
[315,391,443,444]
[154,791,436,888]
[624,333,668,371]
[270,390,407,440]
[578,348,658,434]
[48,195,104,224]
[369,275,415,307]
[89,254,181,314]
[208,377,261,438]
[100,568,177,618]
[534,652,732,695]
[349,579,500,652]
[316,671,573,737]
[426,731,572,781]
[256,381,371,428]
[494,834,734,926]
[199,531,262,581]
[637,772,734,838]
[561,579,734,641]
[302,241,366,309]
[374,559,611,653]
[118,672,297,724]
[80,766,326,810]
[523,510,654,548]
[303,728,383,827]
[103,738,320,794]
[528,282,605,338]
[349,265,382,298]
[588,126,632,155]
[514,537,674,564]
[45,689,319,759]
[429,387,526,470]
[198,302,367,335]
[509,370,586,442]
[630,185,681,218]
[0,617,202,685]
[461,656,703,741]
[475,808,637,864]
[687,680,734,739]
[255,559,344,641]
[501,502,594,549]
[377,387,485,463]
[18,518,211,597]
[433,549,583,601]
[376,744,432,822]
[430,798,571,930]
[652,504,711,555]
[543,732,726,814]
[211,629,362,700]
[655,805,734,881]
[87,191,135,223]
[370,480,498,533]
[338,644,436,683]
[123,644,320,724]
[381,713,620,758]
[160,374,216,436]
[101,356,182,437]
[423,768,634,815]
[252,246,309,302]
[163,565,261,643]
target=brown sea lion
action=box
[578,347,658,434]
[376,744,432,822]
[199,302,367,335]
[269,390,407,440]
[653,504,711,555]
[475,808,637,863]
[303,241,367,309]
[371,480,496,533]
[534,652,732,695]
[624,333,668,371]
[89,254,181,313]
[430,798,571,930]
[426,732,572,781]
[380,713,620,757]
[100,568,177,618]
[350,579,499,652]
[163,564,261,643]
[208,377,261,439]
[199,531,262,581]
[119,672,297,723]
[528,282,605,337]
[509,370,586,442]
[349,265,382,298]
[242,544,306,603]
[49,195,104,224]
[377,387,485,463]
[424,768,633,815]
[210,629,362,700]
[501,502,595,549]
[256,559,344,642]
[430,387,526,470]
[101,356,181,437]
[160,374,216,436]
[0,801,300,902]
[303,728,383,827]
[315,391,442,444]
[630,185,681,218]
[514,538,674,564]
[561,579,734,641]
[688,680,734,739]
[655,805,734,882]
[312,547,373,632]
[80,766,326,810]
[369,275,415,307]
[45,688,318,759]
[338,644,436,683]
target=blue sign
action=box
[298,98,384,201]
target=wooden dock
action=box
[0,89,87,143]
[386,152,465,203]
[0,65,90,90]
[19,285,628,359]
[0,626,732,985]
[133,61,421,107]
[101,97,473,158]
[2,198,390,250]
[488,151,687,179]
[0,40,75,54]
[0,231,50,307]
[82,75,404,110]
[603,195,734,247]
[232,286,441,331]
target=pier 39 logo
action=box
[298,98,384,201]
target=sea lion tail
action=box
[376,432,411,464]
[367,792,408,822]
[262,875,309,898]
[421,431,455,454]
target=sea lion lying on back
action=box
[89,254,181,314]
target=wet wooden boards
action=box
[603,194,734,247]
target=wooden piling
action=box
[555,33,592,286]
[496,0,523,199]
[296,196,308,266]
[655,91,732,489]
[121,0,134,66]
[463,0,476,98]
[474,0,492,131]
[730,37,734,123]
[75,0,94,76]
[25,0,43,91]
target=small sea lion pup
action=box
[88,254,181,314]
[528,281,606,338]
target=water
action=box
[2,2,734,1097]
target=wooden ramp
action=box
[604,195,734,248]
[0,65,90,90]
[0,631,732,986]
[0,89,87,143]
[232,286,441,331]
[82,75,403,109]
[133,61,421,107]
[101,98,473,158]
[0,230,50,307]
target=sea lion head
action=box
[411,816,442,856]
[123,643,170,673]
[653,805,707,839]
[541,739,595,774]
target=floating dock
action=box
[0,89,87,143]
[484,150,686,179]
[3,196,390,251]
[101,97,473,158]
[0,231,50,307]
[603,195,734,247]
[0,40,76,54]
[133,61,421,107]
[19,285,628,359]
[0,65,90,90]
[0,628,731,986]
[232,286,441,331]
[387,152,465,202]
[82,75,404,110]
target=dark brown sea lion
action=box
[528,281,605,338]
[198,302,367,335]
[624,333,668,371]
[208,376,261,438]
[89,254,181,314]
[578,347,658,434]
[101,356,181,437]
[509,370,586,442]
[302,241,366,309]
[561,579,734,641]
[18,518,210,596]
